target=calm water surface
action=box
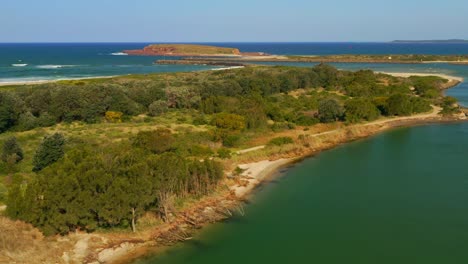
[135,123,468,264]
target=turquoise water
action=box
[136,123,468,264]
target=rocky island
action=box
[123,44,267,57]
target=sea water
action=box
[2,42,468,84]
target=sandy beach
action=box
[379,72,464,82]
[0,75,118,87]
[231,159,293,198]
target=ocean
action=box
[2,42,468,84]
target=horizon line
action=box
[1,41,467,44]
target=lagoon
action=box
[135,122,468,264]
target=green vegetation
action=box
[268,137,294,146]
[32,133,65,172]
[318,99,343,123]
[1,137,24,164]
[0,64,456,236]
[6,145,223,235]
[344,98,380,123]
[131,44,240,55]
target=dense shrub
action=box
[344,98,380,123]
[385,94,413,116]
[1,137,24,164]
[32,133,65,172]
[7,147,224,235]
[148,100,169,116]
[132,129,175,154]
[318,99,343,123]
[268,136,294,146]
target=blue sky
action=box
[1,0,467,42]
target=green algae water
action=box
[135,123,468,264]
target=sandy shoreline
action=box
[1,69,463,87]
[379,71,464,82]
[232,159,293,198]
[0,75,118,87]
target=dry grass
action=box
[0,216,71,263]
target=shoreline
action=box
[0,66,243,87]
[377,71,464,82]
[0,69,463,88]
[0,75,119,87]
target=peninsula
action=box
[391,39,468,43]
[156,54,468,66]
[0,64,466,263]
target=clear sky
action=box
[1,0,467,42]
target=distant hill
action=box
[123,44,241,56]
[391,39,468,43]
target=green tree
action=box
[318,99,343,123]
[386,94,413,116]
[0,93,20,133]
[147,153,187,222]
[1,137,24,163]
[32,133,65,172]
[148,100,169,116]
[344,98,380,123]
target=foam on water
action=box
[110,52,128,56]
[36,65,79,69]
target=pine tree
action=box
[32,133,65,172]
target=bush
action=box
[217,148,232,159]
[268,136,294,146]
[440,96,459,115]
[295,114,319,126]
[410,97,432,113]
[270,122,290,132]
[32,133,65,172]
[105,111,123,123]
[132,129,175,154]
[211,113,245,131]
[148,100,169,116]
[189,144,214,157]
[192,115,208,125]
[386,94,413,116]
[318,99,343,123]
[344,98,380,123]
[1,137,24,163]
[222,134,242,147]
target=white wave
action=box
[12,64,28,67]
[110,52,128,56]
[36,65,78,69]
